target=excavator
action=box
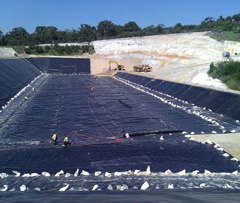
[109,60,125,71]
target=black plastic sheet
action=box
[1,189,240,202]
[1,58,240,197]
[25,57,90,74]
[0,58,41,108]
[0,75,239,174]
[115,72,240,120]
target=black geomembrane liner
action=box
[0,59,239,175]
[115,72,240,120]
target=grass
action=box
[208,61,240,91]
[210,31,240,42]
[12,46,25,54]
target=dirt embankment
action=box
[19,32,240,91]
[90,32,240,90]
[0,47,17,58]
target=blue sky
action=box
[1,0,239,34]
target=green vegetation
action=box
[0,13,240,49]
[208,61,240,91]
[210,31,240,42]
[21,44,95,56]
[12,46,25,54]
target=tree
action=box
[124,21,141,32]
[0,30,4,46]
[45,45,50,51]
[141,24,164,36]
[8,27,29,39]
[1,12,240,46]
[35,26,47,33]
[33,26,48,44]
[155,24,165,34]
[97,20,117,39]
[115,25,124,35]
[217,16,225,22]
[0,30,7,46]
[142,25,155,35]
[182,24,196,32]
[225,16,232,22]
[35,46,44,53]
[203,17,215,24]
[78,24,96,42]
[198,17,215,31]
[46,26,58,42]
[222,21,233,31]
[58,30,68,43]
[69,29,78,42]
[232,13,240,22]
[64,44,72,54]
[24,47,31,54]
[33,26,58,44]
[173,23,183,33]
[5,27,29,45]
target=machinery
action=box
[133,64,152,72]
[222,52,232,61]
[109,60,125,71]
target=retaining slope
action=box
[25,57,91,74]
[115,72,240,120]
[0,57,90,109]
[0,47,17,57]
[0,58,41,108]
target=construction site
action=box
[0,32,240,199]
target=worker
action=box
[52,132,58,145]
[91,87,95,92]
[63,135,71,146]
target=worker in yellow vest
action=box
[52,132,58,145]
[63,135,71,146]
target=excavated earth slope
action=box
[90,32,240,90]
[0,47,17,58]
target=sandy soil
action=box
[192,133,240,160]
[90,32,240,91]
[16,31,240,93]
[15,32,240,92]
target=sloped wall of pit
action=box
[115,72,240,120]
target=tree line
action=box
[23,44,95,56]
[0,13,240,46]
